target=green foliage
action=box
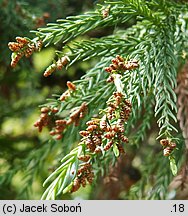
[2,0,188,199]
[0,0,95,199]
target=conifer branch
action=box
[41,57,139,199]
[6,0,188,199]
[31,0,168,48]
[33,2,135,46]
[154,23,178,139]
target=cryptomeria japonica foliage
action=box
[8,0,188,199]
